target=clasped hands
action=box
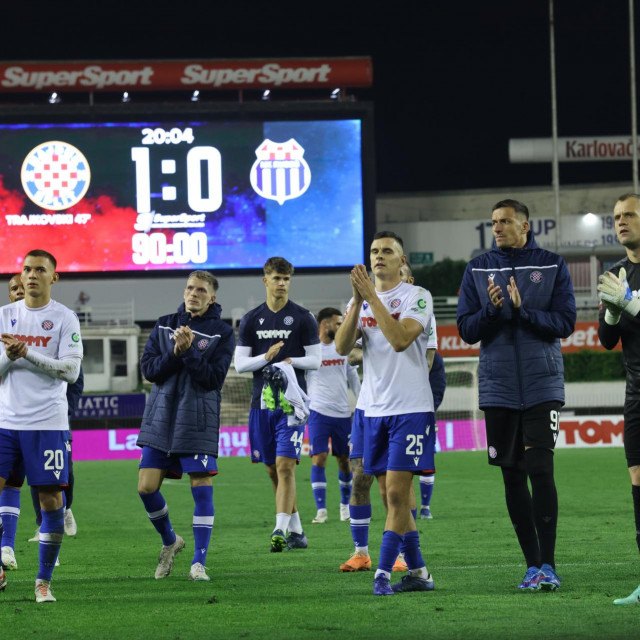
[487,276,521,309]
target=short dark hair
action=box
[317,307,342,324]
[492,199,530,221]
[264,256,294,276]
[617,193,640,203]
[188,270,219,293]
[372,230,404,249]
[24,249,57,270]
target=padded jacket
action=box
[137,302,235,456]
[457,232,576,410]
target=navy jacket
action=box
[457,232,576,410]
[137,302,235,456]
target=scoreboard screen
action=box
[0,110,371,274]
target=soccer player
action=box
[597,193,640,605]
[0,250,83,602]
[306,307,361,524]
[1,275,83,567]
[234,257,320,552]
[137,271,234,582]
[339,263,438,574]
[1,274,83,573]
[457,199,576,591]
[335,231,436,595]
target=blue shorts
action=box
[363,412,436,476]
[139,446,218,479]
[0,428,69,487]
[249,408,304,465]
[308,410,351,456]
[349,409,365,460]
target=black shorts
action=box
[624,397,640,468]
[483,401,562,468]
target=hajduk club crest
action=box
[21,141,91,211]
[250,139,311,205]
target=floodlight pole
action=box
[549,0,561,252]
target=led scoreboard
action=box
[0,109,371,274]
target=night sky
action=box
[3,1,637,194]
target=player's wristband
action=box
[604,308,622,325]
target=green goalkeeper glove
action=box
[598,267,640,324]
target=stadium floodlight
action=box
[262,89,271,101]
[48,92,61,104]
[582,212,599,226]
[191,90,200,102]
[330,88,341,100]
[122,92,131,103]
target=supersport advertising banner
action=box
[0,118,365,273]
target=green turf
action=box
[2,449,639,639]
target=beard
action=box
[327,330,336,341]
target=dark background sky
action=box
[2,1,637,194]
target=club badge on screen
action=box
[250,138,311,205]
[21,140,91,211]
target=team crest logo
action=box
[197,339,209,350]
[41,320,54,331]
[283,316,294,326]
[250,138,311,205]
[488,446,498,459]
[11,318,16,327]
[21,141,91,211]
[530,271,543,283]
[362,302,368,310]
[390,298,401,309]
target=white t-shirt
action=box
[0,299,83,430]
[307,341,361,418]
[346,281,433,417]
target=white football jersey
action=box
[346,281,433,417]
[307,341,361,418]
[0,299,83,430]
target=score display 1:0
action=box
[132,231,208,265]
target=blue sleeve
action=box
[301,311,320,346]
[181,324,235,391]
[518,258,576,339]
[456,263,503,345]
[140,321,183,384]
[429,353,446,412]
[66,365,84,418]
[237,312,253,349]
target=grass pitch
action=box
[2,449,639,639]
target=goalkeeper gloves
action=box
[598,267,640,324]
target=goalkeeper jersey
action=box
[346,281,434,417]
[598,257,640,400]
